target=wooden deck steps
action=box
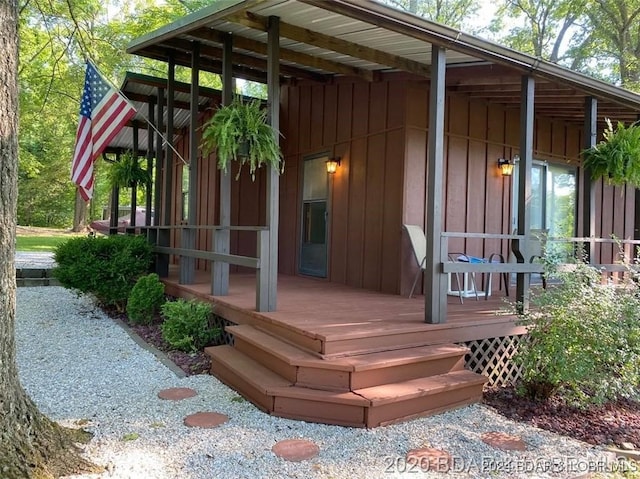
[205,325,487,427]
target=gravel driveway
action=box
[16,286,622,479]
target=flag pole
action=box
[87,60,190,168]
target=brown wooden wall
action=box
[280,78,407,294]
[162,73,635,297]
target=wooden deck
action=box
[162,268,524,427]
[162,268,524,358]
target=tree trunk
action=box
[72,189,89,232]
[0,2,95,477]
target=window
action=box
[512,160,576,254]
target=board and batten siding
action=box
[162,74,634,296]
[280,78,406,294]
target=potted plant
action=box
[582,118,640,188]
[108,152,151,190]
[200,96,283,180]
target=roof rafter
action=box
[228,10,430,77]
[189,27,375,81]
[162,38,328,82]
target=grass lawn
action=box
[15,235,72,252]
[16,226,84,252]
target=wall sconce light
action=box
[326,157,341,174]
[498,157,514,177]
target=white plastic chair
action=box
[404,224,427,298]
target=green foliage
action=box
[582,119,640,188]
[200,96,283,180]
[160,299,220,352]
[126,273,165,325]
[53,234,153,311]
[108,153,152,190]
[515,261,640,407]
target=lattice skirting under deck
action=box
[211,314,237,346]
[459,334,525,387]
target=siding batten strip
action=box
[515,75,535,309]
[213,34,233,296]
[146,97,155,230]
[425,45,447,324]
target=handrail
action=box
[147,225,271,311]
[440,231,640,276]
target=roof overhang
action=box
[104,72,221,155]
[127,0,640,128]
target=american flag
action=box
[71,62,136,200]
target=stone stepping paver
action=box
[272,439,320,462]
[158,387,198,400]
[183,412,229,428]
[481,431,527,451]
[405,447,452,472]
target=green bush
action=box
[53,234,153,311]
[515,261,640,407]
[127,273,165,325]
[160,299,221,352]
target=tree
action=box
[0,0,95,476]
[379,0,479,29]
[491,0,586,62]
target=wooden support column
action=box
[129,122,139,231]
[582,96,597,262]
[154,89,164,231]
[424,45,447,324]
[109,152,121,236]
[212,33,233,296]
[261,15,280,312]
[145,97,155,240]
[156,60,172,277]
[515,75,535,309]
[181,42,200,285]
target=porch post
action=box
[154,87,167,276]
[145,97,155,233]
[129,121,139,231]
[161,55,175,275]
[264,15,280,312]
[212,33,233,296]
[181,42,200,285]
[515,75,535,309]
[424,45,447,324]
[109,151,120,236]
[582,96,597,262]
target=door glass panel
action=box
[530,164,544,230]
[300,156,329,278]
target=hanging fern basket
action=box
[200,96,283,180]
[582,119,640,188]
[108,153,151,190]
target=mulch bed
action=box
[484,386,640,448]
[104,308,211,376]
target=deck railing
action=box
[141,225,270,311]
[441,231,640,278]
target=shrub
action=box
[515,261,640,407]
[53,234,153,311]
[160,299,221,352]
[127,273,165,325]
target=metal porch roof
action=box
[105,72,221,155]
[126,0,640,128]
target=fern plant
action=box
[200,96,283,180]
[108,152,151,189]
[582,119,640,188]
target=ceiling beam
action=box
[124,92,211,112]
[190,27,374,81]
[162,38,328,83]
[228,10,430,76]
